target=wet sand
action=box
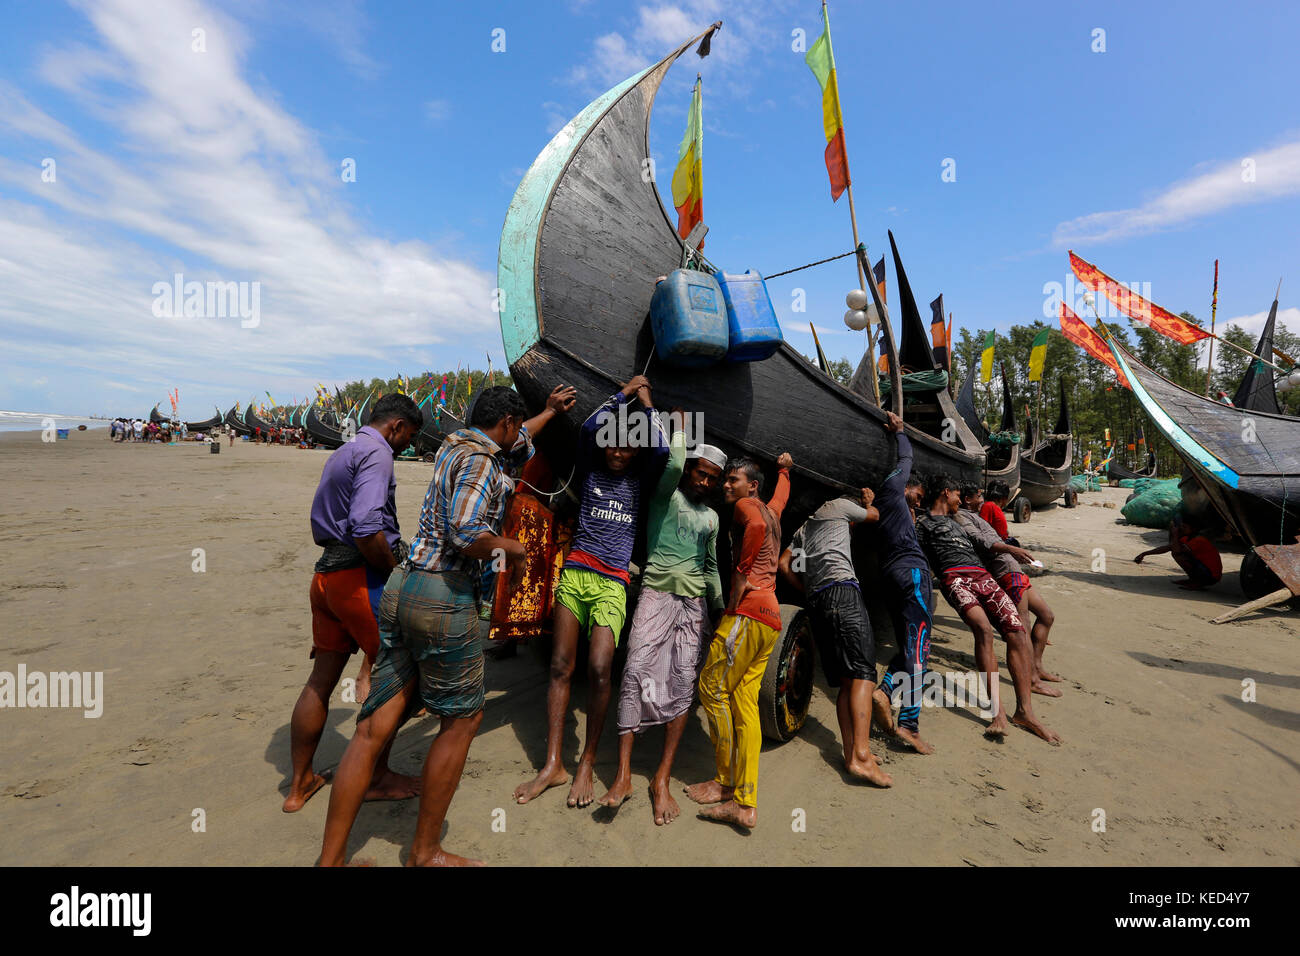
[1,429,1297,865]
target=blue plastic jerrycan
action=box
[649,269,729,368]
[718,270,783,362]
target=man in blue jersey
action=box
[514,376,670,809]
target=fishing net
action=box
[878,369,949,395]
[1121,479,1183,528]
[987,430,1022,446]
[1069,474,1101,493]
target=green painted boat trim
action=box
[496,68,652,366]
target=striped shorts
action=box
[359,565,484,721]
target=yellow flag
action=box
[979,331,995,383]
[1028,328,1050,383]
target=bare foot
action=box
[567,760,596,808]
[698,799,757,830]
[984,711,1008,739]
[845,755,893,787]
[597,775,634,808]
[651,778,680,825]
[1037,668,1062,682]
[364,770,421,802]
[513,764,569,804]
[1011,710,1061,745]
[684,780,733,805]
[871,687,897,736]
[407,849,486,867]
[1032,680,1063,698]
[895,726,935,754]
[282,771,329,813]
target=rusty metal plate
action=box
[1253,543,1300,594]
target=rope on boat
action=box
[763,247,859,280]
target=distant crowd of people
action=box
[109,417,187,442]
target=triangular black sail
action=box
[955,360,986,440]
[1231,297,1281,414]
[888,230,939,372]
[1053,377,1071,435]
[999,365,1016,433]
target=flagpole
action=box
[820,0,880,407]
[1204,259,1218,396]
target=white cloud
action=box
[424,99,451,122]
[1053,139,1300,246]
[0,0,496,412]
[1219,306,1300,339]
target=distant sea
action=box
[0,410,110,433]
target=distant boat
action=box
[305,404,346,449]
[955,361,1022,506]
[223,405,251,437]
[1018,379,1074,508]
[184,407,224,433]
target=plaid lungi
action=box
[358,565,484,721]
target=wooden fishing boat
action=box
[243,404,276,435]
[1105,334,1300,551]
[497,24,983,524]
[223,405,251,437]
[1018,379,1074,508]
[413,402,465,461]
[184,407,224,433]
[497,22,984,742]
[305,404,346,449]
[955,361,1022,514]
[1104,449,1156,482]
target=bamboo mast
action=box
[1204,258,1218,396]
[822,0,881,407]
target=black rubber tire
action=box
[422,452,437,463]
[1239,550,1288,602]
[1013,497,1032,523]
[758,606,816,743]
[1064,488,1078,508]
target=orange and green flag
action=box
[979,330,996,383]
[1028,328,1050,382]
[804,3,849,201]
[670,75,704,244]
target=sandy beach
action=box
[1,429,1297,866]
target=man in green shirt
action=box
[597,420,726,825]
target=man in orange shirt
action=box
[686,451,792,830]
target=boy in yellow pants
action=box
[686,451,792,829]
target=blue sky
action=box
[1,0,1297,417]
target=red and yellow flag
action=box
[670,76,704,243]
[804,4,849,201]
[1059,302,1129,388]
[1069,252,1211,345]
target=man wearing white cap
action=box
[597,415,726,825]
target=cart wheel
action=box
[1013,498,1032,523]
[1239,549,1295,603]
[422,452,436,463]
[758,607,816,743]
[1063,488,1078,508]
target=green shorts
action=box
[555,567,628,645]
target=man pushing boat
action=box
[916,474,1060,745]
[284,394,424,813]
[687,449,793,830]
[318,383,574,865]
[514,376,670,809]
[597,409,727,824]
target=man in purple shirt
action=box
[283,394,423,813]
